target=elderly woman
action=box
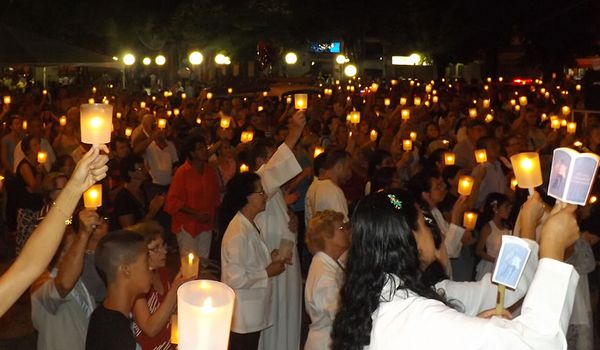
[304,210,350,350]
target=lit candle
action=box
[3,96,10,104]
[474,149,487,163]
[42,89,48,96]
[22,120,27,131]
[286,96,292,104]
[413,96,421,106]
[468,108,477,118]
[519,96,527,106]
[510,177,518,191]
[83,184,102,209]
[514,105,521,112]
[589,195,598,204]
[540,113,548,122]
[37,151,47,164]
[484,113,494,123]
[463,211,478,230]
[384,98,391,107]
[410,131,417,141]
[182,93,187,99]
[482,99,490,109]
[59,116,67,126]
[140,101,146,109]
[349,111,360,124]
[550,117,561,130]
[206,92,213,100]
[177,280,235,350]
[167,110,172,117]
[402,139,412,151]
[240,131,254,143]
[239,164,249,173]
[432,96,439,104]
[401,109,410,120]
[227,88,233,94]
[509,99,516,106]
[544,92,550,98]
[170,314,178,344]
[174,108,180,116]
[125,127,132,137]
[371,83,379,92]
[116,112,122,119]
[400,97,407,106]
[196,117,202,125]
[257,106,264,112]
[410,80,415,86]
[444,152,455,166]
[157,118,167,130]
[80,103,113,145]
[313,147,325,158]
[567,122,577,134]
[370,129,378,142]
[509,152,543,190]
[181,253,199,279]
[458,175,474,196]
[561,106,570,116]
[575,84,581,92]
[294,94,308,110]
[573,140,583,148]
[92,86,97,94]
[498,77,503,82]
[561,119,567,127]
[220,117,231,129]
[425,84,432,93]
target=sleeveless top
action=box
[15,159,43,211]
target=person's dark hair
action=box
[477,192,511,231]
[119,153,144,182]
[313,151,327,177]
[21,135,40,155]
[246,138,276,171]
[476,135,496,150]
[217,172,261,235]
[367,150,392,179]
[111,136,130,151]
[181,134,206,161]
[370,166,395,193]
[331,189,451,350]
[442,165,461,184]
[322,149,350,171]
[407,170,442,209]
[423,148,446,169]
[95,230,146,284]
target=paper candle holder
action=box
[509,152,542,189]
[178,280,235,350]
[220,117,231,129]
[567,122,577,134]
[402,139,412,151]
[239,164,249,173]
[484,113,494,123]
[84,184,102,209]
[125,127,133,137]
[294,94,308,110]
[384,98,391,107]
[482,99,490,109]
[400,97,407,106]
[349,111,360,124]
[174,108,180,116]
[59,116,67,126]
[401,109,410,120]
[561,106,570,117]
[370,130,378,142]
[463,211,478,231]
[240,131,254,143]
[196,117,202,125]
[519,96,527,106]
[409,131,417,142]
[206,92,213,100]
[181,253,200,279]
[458,175,474,196]
[444,152,456,166]
[413,97,422,106]
[80,103,113,145]
[157,118,167,130]
[474,149,487,163]
[22,120,28,131]
[3,96,11,104]
[468,108,478,118]
[37,151,47,164]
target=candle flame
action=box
[89,189,99,199]
[188,253,194,265]
[90,117,102,128]
[520,158,533,170]
[201,297,214,312]
[590,195,598,204]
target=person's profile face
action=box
[131,248,153,294]
[247,180,267,212]
[115,141,130,159]
[147,237,167,270]
[329,220,351,251]
[427,177,447,204]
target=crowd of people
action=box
[0,73,598,350]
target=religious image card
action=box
[491,236,532,290]
[548,147,599,205]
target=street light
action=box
[155,55,166,66]
[215,53,231,65]
[189,51,204,65]
[142,57,151,65]
[336,54,347,65]
[123,53,136,66]
[285,52,298,65]
[344,64,357,77]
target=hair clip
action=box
[424,216,434,225]
[387,194,403,210]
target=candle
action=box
[92,87,97,94]
[294,94,308,110]
[410,131,417,141]
[286,96,292,104]
[482,99,490,109]
[458,175,474,196]
[413,97,422,106]
[498,76,504,82]
[3,96,10,104]
[410,80,415,86]
[349,111,360,124]
[371,83,379,92]
[402,139,412,151]
[83,184,102,209]
[227,88,233,94]
[468,108,477,118]
[206,92,213,100]
[474,149,487,163]
[384,98,391,107]
[140,101,146,109]
[444,152,455,166]
[181,253,200,279]
[42,89,48,96]
[432,96,439,104]
[157,118,167,130]
[170,314,178,344]
[550,117,561,130]
[22,120,27,131]
[116,112,122,119]
[240,131,254,143]
[167,110,172,117]
[589,195,598,204]
[400,97,407,106]
[509,152,542,189]
[510,177,518,191]
[425,84,432,93]
[59,116,67,126]
[80,103,113,145]
[37,151,47,164]
[509,99,516,106]
[174,108,180,116]
[514,105,521,112]
[463,211,478,230]
[88,98,95,104]
[178,280,235,350]
[239,164,249,173]
[125,127,133,137]
[182,93,187,99]
[540,113,548,122]
[401,109,410,120]
[484,113,494,123]
[561,106,570,117]
[519,96,527,106]
[313,147,325,158]
[370,129,378,142]
[561,119,567,127]
[573,140,583,148]
[220,117,231,129]
[567,122,577,134]
[257,106,264,112]
[391,79,398,86]
[196,117,202,125]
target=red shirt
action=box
[165,160,220,236]
[133,268,173,350]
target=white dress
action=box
[475,221,511,281]
[255,143,303,350]
[305,178,349,227]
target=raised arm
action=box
[0,145,108,316]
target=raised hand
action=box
[69,145,109,193]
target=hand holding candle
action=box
[313,147,325,158]
[181,253,200,279]
[402,139,412,151]
[474,149,487,164]
[444,152,456,166]
[294,94,308,110]
[220,117,231,129]
[37,151,47,164]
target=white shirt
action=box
[305,178,349,226]
[304,252,344,350]
[13,138,56,172]
[366,258,579,349]
[144,140,178,185]
[221,212,272,333]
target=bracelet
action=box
[52,201,73,225]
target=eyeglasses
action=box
[148,242,167,253]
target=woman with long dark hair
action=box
[219,172,287,350]
[332,189,580,349]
